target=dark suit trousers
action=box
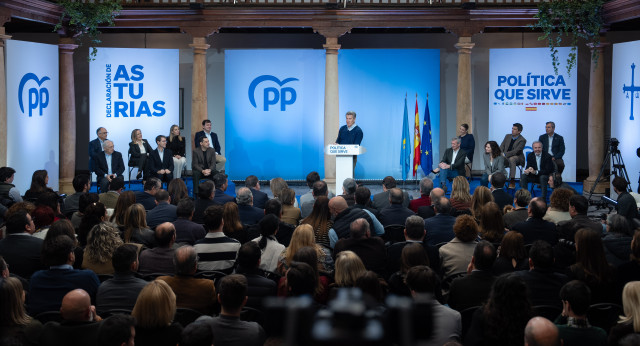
[554,158,564,174]
[520,172,549,200]
[192,170,214,196]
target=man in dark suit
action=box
[146,189,178,229]
[379,188,416,227]
[372,176,410,210]
[612,175,639,225]
[148,135,174,185]
[500,122,527,189]
[520,141,555,201]
[424,196,456,246]
[94,140,125,193]
[234,242,277,310]
[490,172,512,210]
[245,175,268,209]
[96,244,147,314]
[192,136,217,196]
[237,187,264,225]
[433,137,467,189]
[448,241,497,312]
[385,215,441,279]
[0,210,42,279]
[173,198,207,245]
[194,119,226,172]
[504,188,531,230]
[193,180,216,224]
[138,223,177,275]
[213,173,236,205]
[333,218,386,276]
[88,127,108,172]
[539,121,565,174]
[417,188,445,219]
[39,289,102,346]
[515,240,568,308]
[512,197,557,245]
[135,178,161,211]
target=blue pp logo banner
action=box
[248,75,299,111]
[18,73,50,117]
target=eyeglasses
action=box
[99,132,108,135]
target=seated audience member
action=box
[73,194,99,230]
[300,196,333,249]
[617,230,640,291]
[543,188,573,224]
[556,195,602,245]
[439,214,479,278]
[253,214,285,273]
[158,246,217,314]
[0,210,43,279]
[145,189,178,229]
[29,235,100,316]
[339,178,358,206]
[609,281,640,346]
[99,177,124,210]
[352,186,385,237]
[236,187,264,226]
[96,244,147,314]
[43,219,83,270]
[554,280,607,346]
[173,198,207,245]
[388,242,430,297]
[490,172,512,210]
[280,187,301,225]
[39,289,102,346]
[424,196,456,246]
[512,197,557,245]
[193,180,216,224]
[138,223,177,275]
[167,178,188,206]
[333,218,386,275]
[478,202,506,243]
[109,191,134,228]
[31,205,55,239]
[245,175,268,209]
[98,314,136,346]
[548,172,578,195]
[222,202,249,244]
[195,205,241,273]
[524,317,561,346]
[603,214,633,268]
[449,176,472,214]
[234,241,277,309]
[332,251,366,289]
[409,177,434,213]
[373,176,410,210]
[0,276,42,346]
[180,317,214,346]
[301,180,329,219]
[148,135,175,185]
[286,246,330,303]
[386,215,440,279]
[471,186,493,220]
[123,204,155,248]
[191,136,216,197]
[135,178,161,211]
[212,173,235,205]
[328,196,374,248]
[286,261,318,298]
[515,240,568,308]
[404,266,461,345]
[132,280,183,346]
[448,241,497,312]
[503,188,531,230]
[94,140,125,193]
[0,166,23,206]
[379,188,416,227]
[82,222,123,275]
[568,228,616,304]
[278,224,334,276]
[492,230,528,275]
[23,169,54,201]
[300,172,336,207]
[206,275,266,346]
[64,174,90,214]
[167,125,187,179]
[612,175,640,225]
[417,187,445,219]
[355,270,386,307]
[264,198,296,247]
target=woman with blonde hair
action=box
[333,251,366,287]
[450,176,472,213]
[0,276,42,344]
[280,187,301,225]
[109,191,136,227]
[167,125,187,179]
[277,224,333,275]
[128,128,153,180]
[82,222,123,274]
[123,203,155,248]
[471,186,494,220]
[132,280,182,346]
[609,281,640,345]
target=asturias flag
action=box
[413,96,421,177]
[420,94,433,176]
[401,95,411,180]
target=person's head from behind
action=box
[350,218,370,239]
[612,175,628,194]
[112,244,139,274]
[257,214,279,250]
[419,177,434,196]
[155,222,176,248]
[473,241,497,271]
[355,270,384,303]
[174,245,198,275]
[621,281,640,332]
[43,219,76,245]
[43,235,75,266]
[334,251,366,287]
[312,180,328,198]
[213,173,228,191]
[559,280,592,318]
[72,174,91,193]
[132,280,176,328]
[453,214,479,242]
[98,314,136,346]
[264,198,282,217]
[490,172,506,189]
[382,176,397,190]
[515,188,532,208]
[286,261,317,297]
[60,289,92,322]
[404,265,438,296]
[528,197,547,219]
[144,178,161,194]
[30,169,48,190]
[404,215,426,241]
[568,195,589,216]
[236,242,261,273]
[217,274,248,315]
[305,171,320,189]
[549,188,572,212]
[355,186,371,206]
[524,317,560,346]
[433,196,451,215]
[180,318,214,346]
[0,276,29,327]
[401,242,429,273]
[176,198,195,219]
[270,177,288,198]
[607,214,633,237]
[499,231,526,260]
[280,188,296,206]
[389,188,404,205]
[244,175,259,189]
[486,273,531,315]
[36,191,61,215]
[342,178,357,195]
[198,180,215,200]
[529,240,554,269]
[203,205,224,232]
[236,187,253,206]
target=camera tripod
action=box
[588,138,632,203]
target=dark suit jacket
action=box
[0,234,44,279]
[424,214,456,246]
[40,320,102,346]
[372,190,410,210]
[173,218,207,245]
[192,148,217,174]
[333,237,387,275]
[515,268,569,308]
[146,202,178,228]
[503,208,529,230]
[148,148,174,178]
[88,138,103,171]
[238,204,264,225]
[193,198,216,224]
[617,191,639,224]
[128,140,153,165]
[539,133,565,160]
[94,151,125,178]
[386,241,441,279]
[440,147,468,176]
[448,270,496,312]
[250,188,268,209]
[512,217,557,245]
[417,205,436,219]
[214,189,236,205]
[525,151,554,176]
[499,134,526,162]
[492,189,513,210]
[135,191,157,211]
[379,204,415,227]
[194,130,222,153]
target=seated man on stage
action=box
[539,121,565,174]
[500,122,527,189]
[192,137,217,196]
[149,135,174,185]
[94,140,124,193]
[520,141,554,201]
[194,119,226,172]
[88,127,108,172]
[433,137,467,190]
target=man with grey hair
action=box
[433,137,467,190]
[424,196,456,246]
[524,317,561,346]
[94,139,125,193]
[409,177,434,213]
[333,218,386,275]
[237,187,264,225]
[520,140,554,200]
[339,178,358,206]
[417,187,445,219]
[504,188,531,229]
[379,188,416,227]
[385,215,441,278]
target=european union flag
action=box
[401,96,411,180]
[420,95,433,176]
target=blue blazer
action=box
[94,151,125,178]
[539,133,565,160]
[194,130,222,153]
[250,188,269,209]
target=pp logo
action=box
[18,73,50,117]
[248,75,298,111]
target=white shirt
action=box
[535,154,541,172]
[451,149,459,165]
[158,148,165,163]
[547,134,554,155]
[105,153,113,175]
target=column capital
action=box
[0,27,11,49]
[455,37,475,55]
[322,36,341,55]
[189,37,210,55]
[587,40,610,52]
[182,27,218,40]
[58,37,78,54]
[314,26,350,41]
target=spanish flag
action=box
[413,95,421,177]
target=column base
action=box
[59,178,75,195]
[583,177,609,195]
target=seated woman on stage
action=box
[128,129,153,180]
[167,125,187,179]
[481,140,506,187]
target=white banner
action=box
[489,47,577,181]
[611,40,640,193]
[89,48,179,177]
[6,40,60,192]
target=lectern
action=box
[326,144,366,194]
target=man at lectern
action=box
[335,111,364,169]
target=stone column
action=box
[584,41,609,194]
[58,37,78,194]
[0,28,11,167]
[323,37,340,193]
[189,36,210,149]
[455,37,475,132]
